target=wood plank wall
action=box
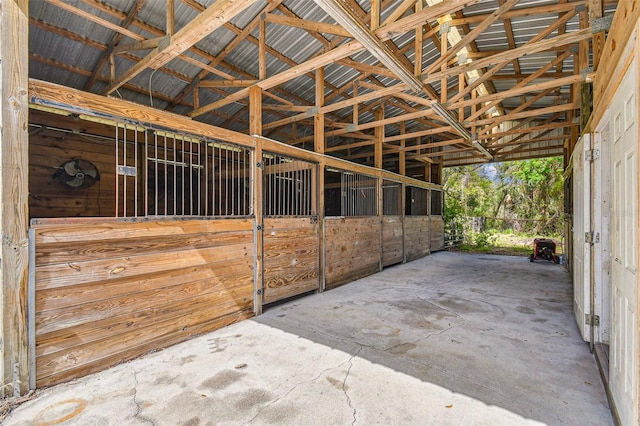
[382,216,404,267]
[263,217,320,304]
[32,218,254,387]
[29,110,135,218]
[404,216,431,261]
[325,217,381,289]
[430,216,445,252]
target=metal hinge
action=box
[585,149,600,162]
[586,314,600,327]
[256,161,264,169]
[585,231,600,244]
[256,224,263,231]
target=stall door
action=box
[573,134,590,341]
[262,154,320,304]
[610,59,638,426]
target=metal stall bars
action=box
[115,121,251,218]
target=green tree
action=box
[443,157,564,235]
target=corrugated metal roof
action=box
[27,0,607,167]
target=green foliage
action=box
[443,157,565,236]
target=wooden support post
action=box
[374,106,384,169]
[401,182,407,263]
[589,0,604,71]
[371,0,380,30]
[352,82,359,126]
[414,0,423,76]
[249,86,263,315]
[193,86,199,109]
[432,162,443,185]
[377,175,383,272]
[1,0,30,396]
[440,23,449,103]
[471,88,477,137]
[314,67,326,292]
[399,122,406,176]
[458,73,465,121]
[315,67,325,155]
[425,163,432,183]
[166,0,174,36]
[259,15,267,80]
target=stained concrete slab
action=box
[6,252,612,425]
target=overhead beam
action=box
[314,0,474,141]
[105,0,258,94]
[426,0,521,74]
[420,28,592,84]
[264,12,352,37]
[191,0,481,117]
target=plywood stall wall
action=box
[262,218,320,304]
[430,216,445,252]
[32,218,254,387]
[382,216,404,267]
[405,216,431,261]
[325,217,382,289]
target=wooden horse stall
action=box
[31,218,255,387]
[382,180,404,267]
[324,168,381,289]
[430,189,445,252]
[28,109,257,387]
[404,185,430,261]
[262,153,320,304]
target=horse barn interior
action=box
[1,0,640,423]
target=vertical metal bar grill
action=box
[339,170,377,216]
[115,122,251,218]
[383,180,401,215]
[406,186,428,216]
[263,152,314,217]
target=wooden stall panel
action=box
[29,110,137,218]
[325,217,381,289]
[405,216,430,261]
[33,218,254,387]
[382,216,403,267]
[263,218,320,304]
[430,216,445,252]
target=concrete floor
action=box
[6,252,612,425]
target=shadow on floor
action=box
[253,251,612,425]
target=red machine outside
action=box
[529,238,560,263]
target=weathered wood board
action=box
[263,217,320,304]
[430,216,445,252]
[405,216,430,261]
[32,218,254,387]
[325,217,381,289]
[382,216,404,267]
[29,110,136,218]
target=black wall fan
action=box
[53,159,100,190]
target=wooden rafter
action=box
[105,0,258,94]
